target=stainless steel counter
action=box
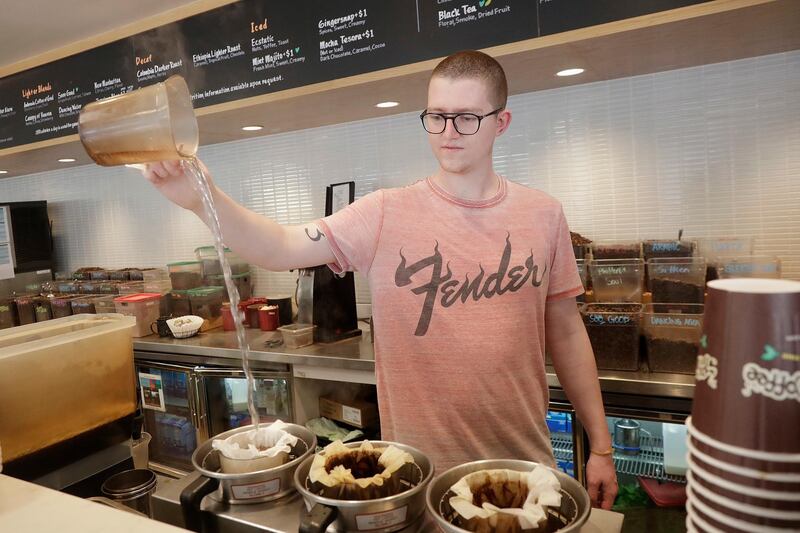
[134,327,376,372]
[134,329,695,399]
[152,471,428,533]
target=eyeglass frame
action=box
[419,107,505,135]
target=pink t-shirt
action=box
[317,177,582,471]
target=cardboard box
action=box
[319,396,378,429]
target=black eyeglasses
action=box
[419,107,504,135]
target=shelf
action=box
[1,0,799,177]
[550,433,575,463]
[614,436,686,484]
[550,434,686,484]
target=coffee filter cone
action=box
[448,467,562,533]
[308,440,417,500]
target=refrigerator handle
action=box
[190,371,209,443]
[572,414,587,487]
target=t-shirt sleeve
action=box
[547,206,584,301]
[315,189,384,275]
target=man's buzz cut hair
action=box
[431,50,508,110]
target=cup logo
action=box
[696,353,719,389]
[741,362,800,402]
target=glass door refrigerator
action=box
[600,410,688,533]
[548,389,690,532]
[135,361,200,475]
[134,358,294,476]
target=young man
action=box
[145,51,618,508]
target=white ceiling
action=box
[0,0,201,71]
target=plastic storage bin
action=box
[79,280,104,294]
[50,295,78,319]
[144,279,172,316]
[696,237,755,281]
[144,279,172,294]
[167,290,192,317]
[141,268,170,283]
[126,268,145,281]
[205,272,252,301]
[89,269,111,281]
[716,256,781,279]
[590,242,641,260]
[581,303,642,371]
[108,270,131,281]
[643,303,704,374]
[195,246,249,277]
[188,286,224,330]
[576,259,588,290]
[642,240,695,260]
[114,293,162,337]
[34,297,52,322]
[91,295,118,314]
[14,295,37,325]
[0,298,18,329]
[56,281,80,294]
[73,267,104,280]
[118,281,145,295]
[647,257,706,304]
[0,314,137,464]
[167,261,203,290]
[277,323,315,349]
[589,259,644,303]
[70,296,97,314]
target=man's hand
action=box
[586,453,618,509]
[142,159,212,213]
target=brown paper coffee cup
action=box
[691,279,800,455]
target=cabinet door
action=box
[136,362,199,473]
[197,370,293,438]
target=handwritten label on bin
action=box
[654,265,691,275]
[587,313,633,326]
[648,316,701,328]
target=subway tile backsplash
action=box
[1,50,798,304]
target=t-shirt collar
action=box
[426,175,507,208]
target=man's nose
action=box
[442,117,460,138]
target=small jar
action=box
[246,304,262,329]
[258,305,279,331]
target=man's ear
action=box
[496,109,512,136]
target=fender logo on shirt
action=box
[395,234,547,336]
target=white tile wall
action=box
[2,50,799,304]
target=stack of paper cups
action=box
[685,278,800,532]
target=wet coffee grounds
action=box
[472,480,529,508]
[325,451,385,479]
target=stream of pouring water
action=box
[183,158,260,429]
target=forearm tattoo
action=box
[305,227,325,242]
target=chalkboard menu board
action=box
[0,0,708,150]
[537,0,709,36]
[1,39,136,148]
